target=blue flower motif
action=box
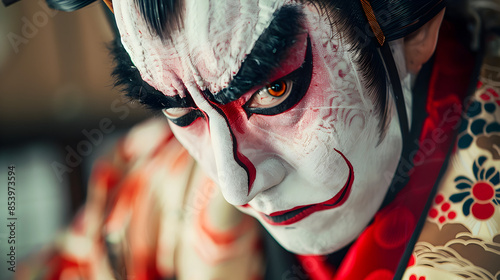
[450,156,500,220]
[457,100,500,150]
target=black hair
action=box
[134,0,183,41]
[46,0,96,11]
[46,0,183,42]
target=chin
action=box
[279,237,354,256]
[263,223,361,255]
[253,206,374,255]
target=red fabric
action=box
[297,255,336,280]
[45,254,90,280]
[298,22,476,280]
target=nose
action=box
[204,107,287,205]
[213,140,287,205]
[204,100,286,205]
[247,157,286,199]
[187,84,286,205]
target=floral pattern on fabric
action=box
[428,194,457,225]
[449,156,500,221]
[457,99,500,156]
[406,52,500,280]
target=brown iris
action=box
[267,81,287,97]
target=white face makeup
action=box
[114,0,411,254]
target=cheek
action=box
[169,119,215,172]
[307,57,370,144]
[233,66,369,171]
[284,74,367,152]
[301,8,375,143]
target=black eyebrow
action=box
[110,39,194,110]
[212,5,304,105]
[135,0,184,41]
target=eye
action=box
[162,107,193,119]
[162,107,203,127]
[267,81,288,97]
[243,36,313,117]
[247,80,293,109]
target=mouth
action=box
[257,149,354,226]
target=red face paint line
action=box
[251,148,354,226]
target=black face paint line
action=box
[201,90,257,197]
[166,109,204,127]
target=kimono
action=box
[20,22,500,280]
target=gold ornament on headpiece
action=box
[360,0,385,46]
[103,0,113,12]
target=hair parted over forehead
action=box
[46,0,445,133]
[134,0,183,41]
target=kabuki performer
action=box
[5,0,500,279]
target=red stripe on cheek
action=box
[220,99,247,134]
[211,98,257,196]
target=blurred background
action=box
[0,0,150,278]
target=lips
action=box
[256,148,354,226]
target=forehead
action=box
[114,0,288,97]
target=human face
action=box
[114,0,409,254]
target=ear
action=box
[404,9,446,74]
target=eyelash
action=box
[163,108,204,127]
